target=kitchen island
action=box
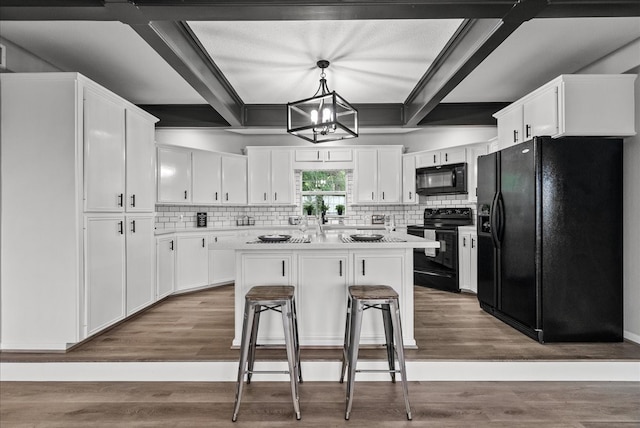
[209,230,439,348]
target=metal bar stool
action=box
[232,285,302,422]
[339,285,411,420]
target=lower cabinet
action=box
[176,234,209,291]
[86,215,155,336]
[209,232,236,285]
[238,253,294,343]
[156,236,176,300]
[298,253,349,346]
[458,229,478,293]
[125,216,155,315]
[353,251,405,342]
[85,216,126,336]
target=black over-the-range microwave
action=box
[416,163,467,196]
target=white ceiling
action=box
[0,17,638,111]
[187,19,463,104]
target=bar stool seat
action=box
[232,285,302,422]
[340,285,411,420]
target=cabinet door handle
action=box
[513,130,518,143]
[463,237,466,246]
[215,192,218,201]
[184,190,188,200]
[471,238,475,248]
[362,260,366,276]
[371,192,374,200]
[282,260,285,277]
[382,191,385,200]
[226,192,229,201]
[170,240,174,251]
[118,220,124,235]
[202,238,205,248]
[131,220,136,233]
[339,260,343,277]
[130,194,136,208]
[525,124,531,139]
[274,192,277,201]
[445,153,448,162]
[433,154,436,164]
[317,150,320,160]
[409,191,412,200]
[264,192,267,201]
[215,236,218,243]
[118,193,124,207]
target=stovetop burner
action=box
[409,208,473,229]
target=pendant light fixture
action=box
[287,60,358,144]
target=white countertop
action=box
[155,224,390,236]
[208,231,439,251]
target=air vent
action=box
[0,43,6,70]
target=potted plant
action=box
[303,202,314,216]
[335,204,345,216]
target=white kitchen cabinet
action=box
[496,104,524,150]
[298,253,349,345]
[458,228,478,294]
[157,235,176,300]
[157,146,191,203]
[353,251,405,341]
[85,216,126,336]
[466,144,488,202]
[238,253,294,344]
[84,92,156,213]
[192,150,222,204]
[84,87,126,212]
[354,146,402,204]
[494,74,636,148]
[247,148,294,205]
[293,147,354,170]
[402,154,417,204]
[125,215,155,315]
[190,149,247,205]
[1,73,158,351]
[221,154,248,205]
[416,147,466,168]
[176,234,210,291]
[125,109,156,212]
[209,232,236,285]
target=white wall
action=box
[0,37,62,73]
[579,38,640,342]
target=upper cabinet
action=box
[494,74,636,150]
[247,148,294,205]
[402,154,417,204]
[293,148,354,170]
[415,147,466,168]
[157,146,192,203]
[157,146,247,205]
[354,146,402,204]
[125,110,156,212]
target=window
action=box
[301,170,346,216]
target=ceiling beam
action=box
[130,20,244,127]
[404,0,549,127]
[3,0,636,21]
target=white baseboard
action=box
[1,360,638,382]
[624,330,640,345]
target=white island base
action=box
[210,231,439,349]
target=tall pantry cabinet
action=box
[0,73,158,350]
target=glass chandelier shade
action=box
[287,60,358,144]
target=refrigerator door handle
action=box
[490,192,500,248]
[496,192,505,244]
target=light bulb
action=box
[322,107,332,123]
[310,109,318,124]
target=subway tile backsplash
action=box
[155,171,476,229]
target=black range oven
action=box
[407,208,473,293]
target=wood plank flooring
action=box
[1,381,639,426]
[2,284,639,362]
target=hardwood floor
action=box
[1,381,639,426]
[1,284,639,362]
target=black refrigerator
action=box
[476,136,623,343]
